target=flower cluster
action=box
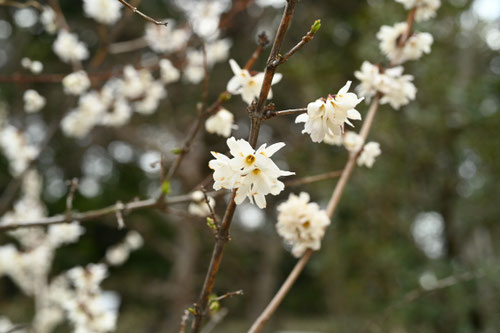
[227,59,282,105]
[357,142,382,168]
[395,0,441,22]
[105,231,144,266]
[276,192,330,257]
[83,0,122,25]
[61,65,172,138]
[21,57,43,74]
[377,22,433,65]
[0,125,38,176]
[209,137,294,209]
[52,30,89,64]
[296,81,363,143]
[205,108,237,138]
[23,89,46,113]
[354,61,417,109]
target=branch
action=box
[116,0,168,26]
[0,192,208,232]
[249,95,381,332]
[190,2,305,332]
[264,107,306,119]
[209,290,244,305]
[284,169,343,187]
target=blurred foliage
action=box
[0,0,499,332]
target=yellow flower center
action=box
[302,221,311,228]
[245,154,256,164]
[252,168,261,175]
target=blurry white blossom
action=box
[357,142,382,168]
[188,191,216,217]
[63,71,91,96]
[23,89,46,113]
[184,39,232,84]
[159,59,181,84]
[101,99,132,127]
[53,30,89,63]
[343,131,364,153]
[40,6,57,33]
[276,192,330,257]
[205,108,237,137]
[181,0,230,40]
[395,0,440,22]
[61,91,106,138]
[0,125,38,175]
[296,81,363,142]
[227,59,282,104]
[256,0,286,8]
[83,0,122,25]
[377,22,433,64]
[125,231,143,250]
[21,58,43,74]
[323,131,344,146]
[106,245,129,266]
[209,137,294,208]
[354,62,417,110]
[145,21,191,54]
[379,66,417,109]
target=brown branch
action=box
[190,1,305,331]
[209,290,244,305]
[271,19,321,67]
[249,95,381,333]
[284,169,343,187]
[265,107,306,119]
[116,0,168,26]
[0,0,43,10]
[0,193,202,232]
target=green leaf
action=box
[161,180,170,195]
[311,19,321,34]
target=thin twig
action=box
[209,290,244,305]
[65,178,79,219]
[0,193,201,232]
[109,37,149,54]
[265,107,306,119]
[285,169,343,187]
[116,0,168,26]
[0,0,43,10]
[115,201,125,229]
[201,187,219,229]
[178,309,190,333]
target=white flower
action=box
[296,81,363,143]
[124,231,143,250]
[343,132,364,153]
[47,223,85,247]
[377,22,433,64]
[63,71,91,96]
[395,0,440,22]
[208,137,294,209]
[379,66,417,109]
[226,59,282,105]
[159,59,180,84]
[101,99,132,126]
[67,264,107,292]
[276,192,330,257]
[83,0,122,24]
[357,142,382,168]
[188,191,216,217]
[61,91,106,138]
[354,61,382,102]
[323,131,344,146]
[184,1,229,40]
[53,30,89,63]
[0,125,38,175]
[22,59,43,74]
[145,21,191,54]
[23,89,46,113]
[40,6,57,33]
[133,81,166,114]
[106,244,130,266]
[205,108,237,137]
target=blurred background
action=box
[0,0,499,332]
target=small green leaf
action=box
[206,217,216,231]
[311,19,321,34]
[209,300,220,313]
[171,147,183,155]
[188,307,196,315]
[161,180,171,195]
